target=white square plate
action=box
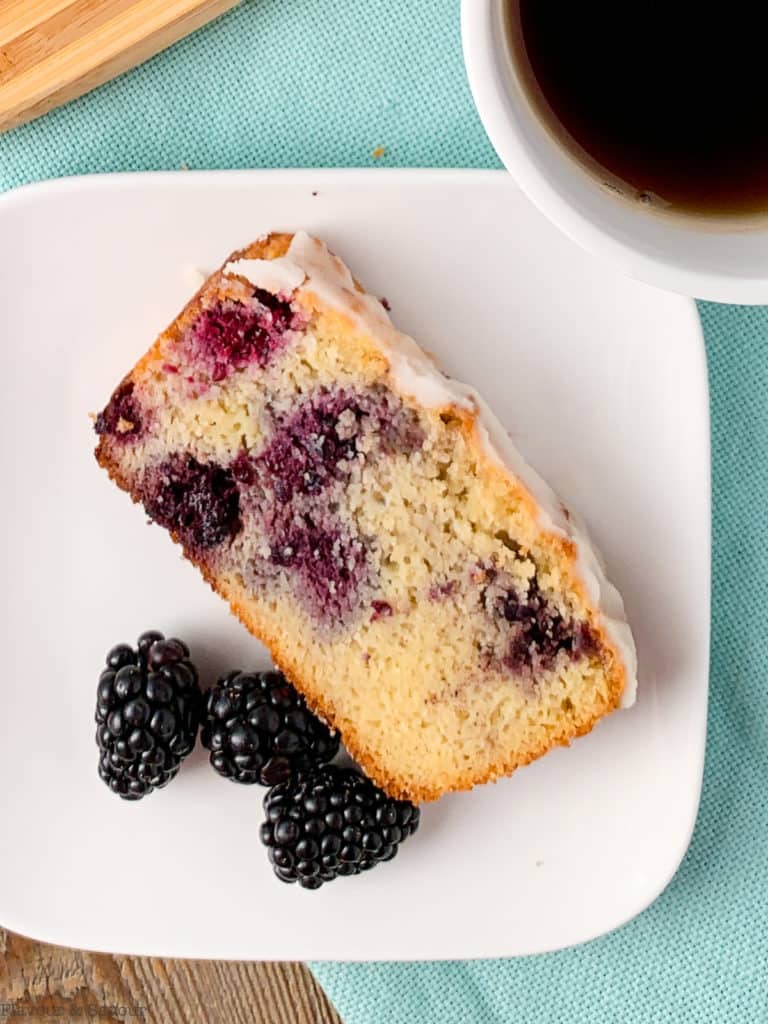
[0,170,709,959]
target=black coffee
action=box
[508,0,768,217]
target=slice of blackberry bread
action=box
[94,231,637,802]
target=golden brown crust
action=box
[95,231,628,803]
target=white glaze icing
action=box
[224,256,307,296]
[223,231,638,706]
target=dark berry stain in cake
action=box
[268,514,369,621]
[571,621,601,659]
[254,386,424,504]
[238,385,422,626]
[429,580,456,601]
[371,600,393,621]
[143,454,241,552]
[231,450,257,485]
[481,569,600,678]
[186,289,301,382]
[95,381,143,440]
[257,392,359,503]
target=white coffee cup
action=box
[462,0,768,303]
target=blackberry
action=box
[95,631,201,800]
[260,764,420,889]
[201,670,339,786]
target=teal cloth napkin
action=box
[1,2,766,1021]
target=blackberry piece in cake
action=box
[94,231,637,802]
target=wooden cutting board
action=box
[0,0,241,133]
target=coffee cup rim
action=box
[462,0,768,304]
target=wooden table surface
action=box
[0,929,341,1023]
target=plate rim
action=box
[0,165,523,204]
